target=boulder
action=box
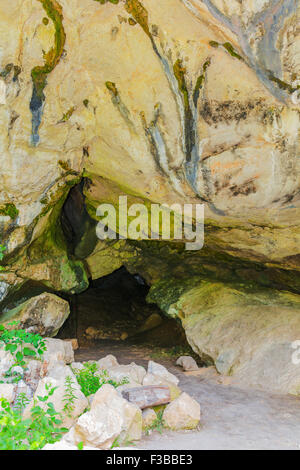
[0,349,14,378]
[0,384,16,403]
[97,354,118,370]
[173,281,300,394]
[23,364,88,428]
[148,361,179,386]
[72,384,142,448]
[121,386,171,409]
[143,373,181,401]
[0,293,70,337]
[163,393,200,430]
[107,363,146,385]
[176,356,199,371]
[44,338,74,365]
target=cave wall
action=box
[0,1,300,390]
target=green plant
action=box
[0,322,46,367]
[72,362,129,397]
[111,437,120,449]
[63,375,77,418]
[14,393,30,415]
[144,410,165,435]
[0,384,66,450]
[0,244,5,271]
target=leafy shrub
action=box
[0,322,46,368]
[144,410,165,435]
[0,244,5,271]
[72,362,129,397]
[0,384,67,450]
[63,375,77,418]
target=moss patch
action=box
[124,0,150,37]
[30,0,66,112]
[0,203,19,220]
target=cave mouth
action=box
[57,266,189,352]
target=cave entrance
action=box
[58,266,188,352]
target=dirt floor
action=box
[75,342,300,451]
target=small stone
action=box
[148,361,179,386]
[176,356,199,371]
[163,392,200,430]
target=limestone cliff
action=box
[0,1,300,390]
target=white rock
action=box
[23,365,88,428]
[107,363,146,385]
[0,293,70,337]
[148,361,179,386]
[0,384,16,403]
[176,356,199,371]
[44,338,74,364]
[72,384,142,449]
[97,354,118,370]
[163,392,200,430]
[0,349,14,378]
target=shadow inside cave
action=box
[57,266,190,353]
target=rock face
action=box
[0,0,299,295]
[0,293,70,337]
[151,279,300,394]
[0,0,299,394]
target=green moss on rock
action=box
[31,0,66,104]
[0,203,19,220]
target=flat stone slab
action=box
[121,386,171,409]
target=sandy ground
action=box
[75,343,300,450]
